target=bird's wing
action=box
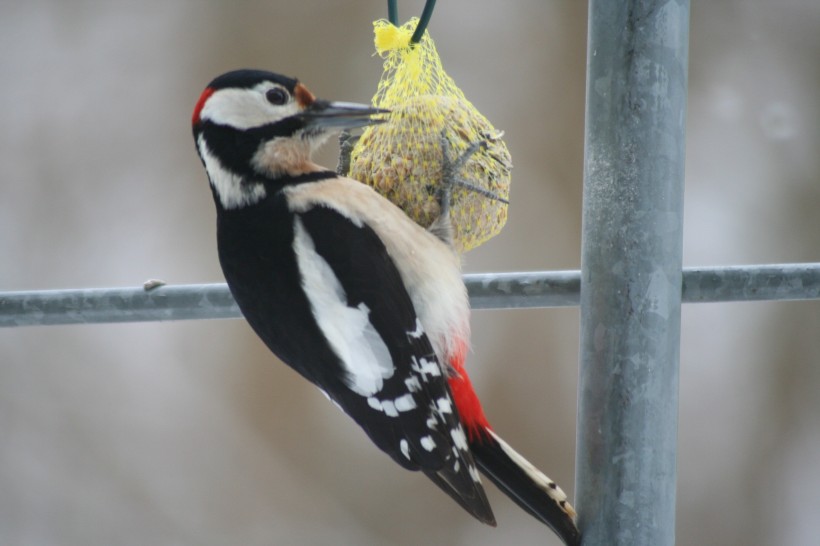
[293,203,494,525]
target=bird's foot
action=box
[336,130,360,176]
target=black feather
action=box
[471,434,580,545]
[215,186,494,524]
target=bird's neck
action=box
[209,166,336,212]
[251,137,325,180]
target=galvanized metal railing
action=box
[1,1,818,545]
[2,265,819,328]
[577,1,689,543]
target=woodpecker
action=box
[192,69,579,545]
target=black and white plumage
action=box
[192,69,579,545]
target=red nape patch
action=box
[447,340,492,443]
[192,87,215,126]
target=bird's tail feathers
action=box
[470,428,580,546]
[422,463,496,527]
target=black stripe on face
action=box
[206,69,299,94]
[199,117,307,179]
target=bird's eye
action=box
[265,87,289,106]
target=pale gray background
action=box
[1,1,818,545]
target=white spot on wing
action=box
[381,400,398,417]
[368,393,416,418]
[450,426,469,451]
[420,436,437,451]
[407,318,424,339]
[404,376,422,393]
[394,394,417,412]
[411,356,442,381]
[294,217,394,397]
[436,397,453,414]
[400,439,410,460]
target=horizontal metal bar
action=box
[466,270,582,309]
[681,263,820,303]
[470,263,820,308]
[0,283,240,327]
[1,264,818,327]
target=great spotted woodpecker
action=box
[192,69,579,545]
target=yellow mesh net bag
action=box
[349,18,512,253]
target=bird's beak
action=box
[298,100,389,131]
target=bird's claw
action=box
[336,130,360,176]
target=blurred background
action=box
[1,1,818,544]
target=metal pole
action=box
[576,1,689,544]
[0,284,240,327]
[2,265,819,327]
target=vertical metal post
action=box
[576,1,689,545]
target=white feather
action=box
[200,83,299,130]
[400,439,411,460]
[410,356,442,380]
[367,393,417,418]
[450,426,469,451]
[293,216,394,397]
[284,179,470,366]
[436,397,453,414]
[393,393,417,412]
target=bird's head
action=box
[192,69,385,209]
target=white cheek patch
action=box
[293,216,394,397]
[201,86,299,130]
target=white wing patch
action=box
[283,179,470,364]
[293,216,394,397]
